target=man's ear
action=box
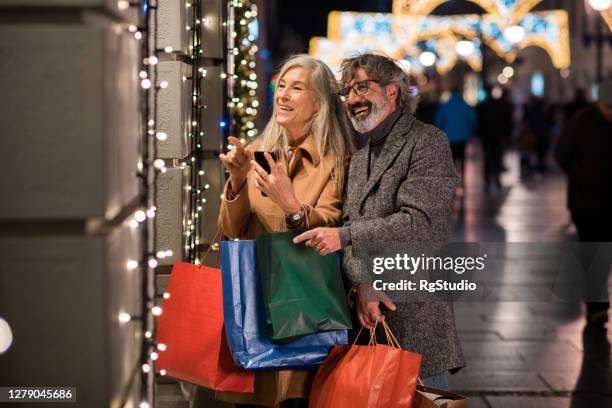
[386,83,399,102]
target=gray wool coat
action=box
[342,111,465,377]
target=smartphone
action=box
[254,151,279,174]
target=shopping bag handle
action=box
[353,320,401,348]
[202,229,223,267]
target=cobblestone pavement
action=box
[448,146,611,407]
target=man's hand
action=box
[354,283,396,330]
[293,227,341,256]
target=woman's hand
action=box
[252,152,301,214]
[219,136,254,194]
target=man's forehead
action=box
[345,68,370,85]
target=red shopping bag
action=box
[309,320,421,408]
[155,259,254,392]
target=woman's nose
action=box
[277,87,289,100]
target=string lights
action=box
[393,0,545,25]
[114,0,164,406]
[228,0,260,146]
[137,0,161,405]
[183,0,208,265]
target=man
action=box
[555,80,612,327]
[477,87,513,193]
[294,54,465,388]
[434,83,477,184]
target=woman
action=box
[216,55,352,407]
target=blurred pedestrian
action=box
[415,90,440,125]
[564,88,590,123]
[524,95,554,173]
[477,87,513,193]
[435,84,477,185]
[555,80,612,327]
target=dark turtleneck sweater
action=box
[339,108,402,248]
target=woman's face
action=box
[274,66,319,139]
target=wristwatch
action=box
[287,207,305,223]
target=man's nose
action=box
[345,88,361,105]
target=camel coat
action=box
[216,135,343,407]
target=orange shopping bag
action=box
[309,320,421,408]
[155,242,254,392]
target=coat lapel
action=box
[349,143,369,205]
[357,114,416,209]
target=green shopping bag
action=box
[255,231,352,341]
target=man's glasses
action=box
[337,79,384,100]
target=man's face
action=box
[341,68,397,133]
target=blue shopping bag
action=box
[221,239,348,371]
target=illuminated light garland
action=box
[183,0,207,265]
[311,9,570,74]
[393,0,545,25]
[110,0,163,406]
[228,0,260,143]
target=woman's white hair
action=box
[258,54,353,193]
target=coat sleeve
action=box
[218,179,252,239]
[344,128,457,285]
[286,173,342,230]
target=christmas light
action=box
[455,40,475,57]
[504,25,525,44]
[134,211,147,223]
[419,51,437,67]
[153,159,165,169]
[0,318,13,354]
[588,0,611,11]
[118,313,131,323]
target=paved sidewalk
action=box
[448,146,611,407]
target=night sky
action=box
[269,0,393,63]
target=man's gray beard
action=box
[349,97,389,133]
